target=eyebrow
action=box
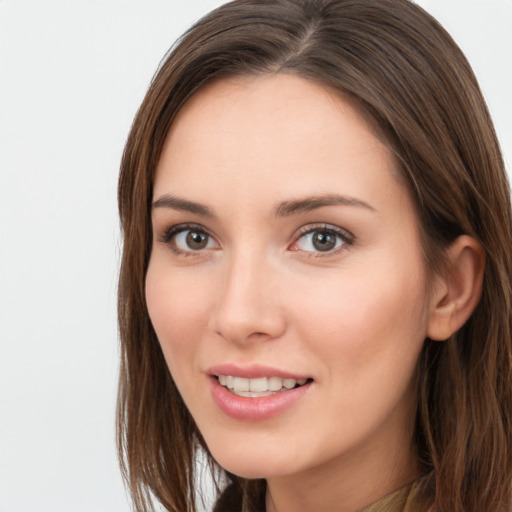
[274,194,376,217]
[151,193,376,217]
[152,194,214,217]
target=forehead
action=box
[154,74,409,216]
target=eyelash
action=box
[291,223,355,258]
[158,223,214,257]
[158,222,355,258]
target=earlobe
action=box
[427,235,485,341]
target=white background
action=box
[0,1,510,511]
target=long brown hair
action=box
[117,1,512,510]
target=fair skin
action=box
[145,74,484,512]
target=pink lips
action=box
[208,363,309,380]
[207,364,313,421]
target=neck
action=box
[265,421,420,512]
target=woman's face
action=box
[146,74,433,483]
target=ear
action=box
[427,235,485,341]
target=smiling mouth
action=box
[216,375,312,397]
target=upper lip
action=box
[207,363,311,380]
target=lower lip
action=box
[209,376,312,421]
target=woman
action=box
[116,0,512,511]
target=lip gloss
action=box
[209,375,312,421]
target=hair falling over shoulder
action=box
[116,1,512,510]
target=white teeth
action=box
[233,377,249,392]
[268,376,283,391]
[235,390,275,398]
[249,377,268,392]
[217,375,309,395]
[282,378,296,389]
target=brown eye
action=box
[311,231,337,252]
[293,226,349,254]
[186,230,209,250]
[166,226,218,253]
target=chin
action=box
[215,460,283,480]
[207,442,301,480]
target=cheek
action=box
[289,257,429,373]
[145,259,213,375]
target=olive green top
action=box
[213,472,433,511]
[359,472,433,512]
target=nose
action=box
[208,251,287,345]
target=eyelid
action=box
[158,222,219,255]
[289,223,355,255]
[157,221,354,257]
